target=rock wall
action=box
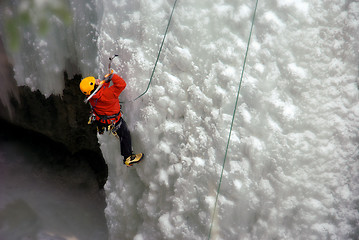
[1,74,98,152]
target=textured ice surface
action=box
[1,0,359,239]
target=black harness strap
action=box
[93,110,121,121]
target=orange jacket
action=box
[89,73,126,124]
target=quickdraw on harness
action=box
[109,118,122,139]
[98,116,122,139]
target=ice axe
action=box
[108,54,118,72]
[84,54,118,103]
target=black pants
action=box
[96,117,132,159]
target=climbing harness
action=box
[207,0,259,239]
[90,109,122,137]
[94,111,121,122]
[120,0,178,103]
[93,117,121,137]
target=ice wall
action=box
[97,0,359,239]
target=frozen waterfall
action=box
[1,0,359,239]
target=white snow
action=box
[1,0,359,239]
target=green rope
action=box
[123,0,178,103]
[207,0,259,239]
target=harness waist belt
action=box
[94,111,121,120]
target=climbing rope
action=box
[207,0,259,239]
[121,0,178,103]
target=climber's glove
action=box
[103,69,114,83]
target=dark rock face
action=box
[3,74,98,153]
[0,74,108,189]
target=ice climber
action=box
[79,70,143,166]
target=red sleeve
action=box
[110,73,126,96]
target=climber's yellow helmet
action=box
[80,76,96,95]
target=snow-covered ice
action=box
[1,0,359,239]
